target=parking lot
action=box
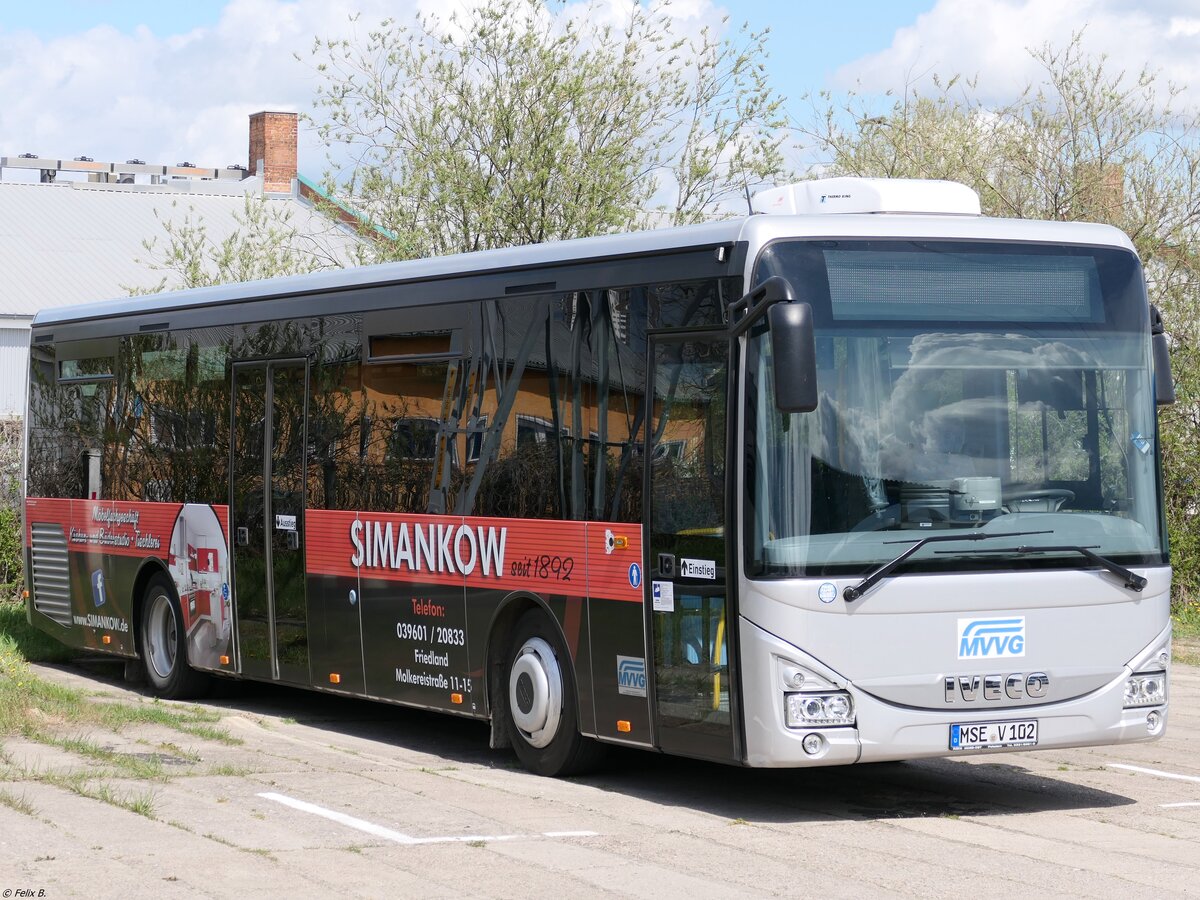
[1,658,1197,899]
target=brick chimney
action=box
[248,111,298,193]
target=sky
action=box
[1,0,1199,179]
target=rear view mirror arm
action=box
[728,276,796,338]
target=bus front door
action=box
[231,360,311,684]
[645,335,741,763]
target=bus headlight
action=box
[1123,671,1166,708]
[785,691,855,727]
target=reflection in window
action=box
[390,417,442,461]
[466,416,488,463]
[516,414,567,447]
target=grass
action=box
[0,622,233,746]
[0,786,37,817]
[1172,603,1200,667]
[28,732,167,779]
[0,597,76,664]
[38,771,157,818]
[152,741,202,764]
[177,723,242,745]
[0,619,250,812]
[203,763,257,777]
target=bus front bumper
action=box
[739,618,1168,768]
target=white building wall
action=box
[0,324,31,418]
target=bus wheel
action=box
[504,610,603,777]
[140,575,208,700]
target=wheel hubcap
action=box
[145,592,177,679]
[508,636,563,749]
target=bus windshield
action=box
[745,239,1165,578]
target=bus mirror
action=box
[1151,305,1175,406]
[768,302,818,413]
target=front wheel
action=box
[504,610,603,777]
[140,575,209,699]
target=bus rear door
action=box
[231,359,311,684]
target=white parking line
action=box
[1160,802,1200,809]
[1106,763,1200,784]
[258,792,599,845]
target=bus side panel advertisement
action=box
[305,509,644,721]
[24,498,232,669]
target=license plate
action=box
[950,719,1038,751]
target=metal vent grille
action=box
[30,522,72,626]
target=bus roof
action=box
[31,212,1136,330]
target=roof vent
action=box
[752,177,981,216]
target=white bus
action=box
[23,177,1174,775]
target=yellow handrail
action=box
[712,612,725,711]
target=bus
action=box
[22,176,1176,776]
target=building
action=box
[0,111,365,417]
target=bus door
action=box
[645,334,741,763]
[230,359,311,684]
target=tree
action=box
[131,194,366,294]
[798,35,1200,609]
[305,0,787,259]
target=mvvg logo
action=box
[957,617,1025,660]
[616,656,647,697]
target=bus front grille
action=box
[30,523,72,626]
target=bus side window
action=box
[467,295,571,520]
[463,289,650,523]
[588,287,648,523]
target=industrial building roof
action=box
[0,176,362,320]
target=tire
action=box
[504,609,604,777]
[139,574,209,699]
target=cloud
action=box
[831,0,1200,105]
[0,0,417,173]
[0,0,736,180]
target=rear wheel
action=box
[140,575,208,699]
[504,609,603,777]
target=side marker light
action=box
[617,720,632,733]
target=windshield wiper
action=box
[842,530,1053,602]
[934,544,1147,592]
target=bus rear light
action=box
[617,720,631,733]
[785,692,855,728]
